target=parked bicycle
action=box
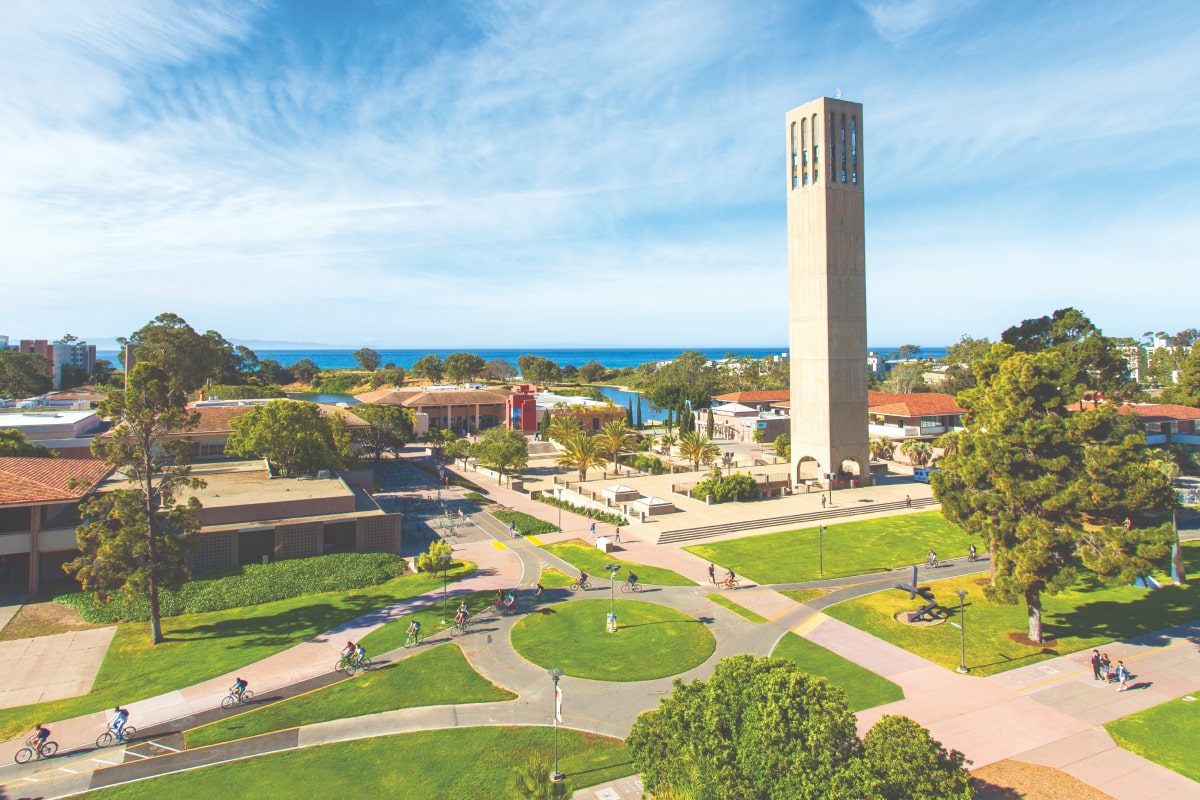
[96,724,138,749]
[221,688,255,709]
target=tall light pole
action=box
[554,487,562,531]
[953,589,969,674]
[548,668,564,782]
[819,525,825,578]
[605,563,620,632]
[827,472,835,507]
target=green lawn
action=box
[0,562,476,741]
[684,511,970,585]
[539,567,576,588]
[772,633,904,711]
[82,727,632,799]
[824,543,1200,676]
[186,644,514,748]
[511,599,715,681]
[706,593,768,623]
[779,589,826,605]
[544,539,698,586]
[1106,694,1200,783]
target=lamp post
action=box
[953,589,969,673]
[819,525,825,578]
[548,668,565,782]
[1171,508,1187,584]
[441,554,451,624]
[605,563,620,632]
[827,472,835,507]
[554,487,562,531]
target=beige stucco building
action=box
[786,97,871,487]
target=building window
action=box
[811,114,819,183]
[827,112,837,182]
[801,118,809,186]
[791,122,798,189]
[840,113,847,183]
[851,116,858,184]
[920,416,943,429]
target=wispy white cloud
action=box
[855,0,972,42]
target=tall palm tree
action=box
[900,438,934,468]
[721,452,736,473]
[546,414,584,445]
[934,431,959,459]
[555,432,608,482]
[595,419,637,476]
[678,431,720,472]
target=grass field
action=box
[706,593,768,623]
[82,727,633,799]
[186,644,514,748]
[1106,694,1200,783]
[771,633,904,711]
[684,511,969,585]
[544,539,697,586]
[0,562,476,741]
[824,544,1200,676]
[511,599,715,681]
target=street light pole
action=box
[605,563,619,632]
[954,589,969,674]
[819,525,825,578]
[827,472,834,507]
[548,668,564,782]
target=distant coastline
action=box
[96,346,949,371]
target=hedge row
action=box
[491,510,560,536]
[55,552,409,624]
[535,494,628,527]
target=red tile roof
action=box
[0,457,113,505]
[712,390,792,403]
[868,391,964,417]
[1116,403,1200,422]
[356,388,509,407]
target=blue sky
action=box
[2,0,1197,349]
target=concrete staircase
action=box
[655,496,939,545]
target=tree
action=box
[900,439,934,468]
[225,400,352,477]
[444,438,472,469]
[658,432,677,462]
[443,352,486,384]
[893,344,923,360]
[578,360,606,383]
[0,351,52,398]
[0,429,56,457]
[517,355,561,385]
[705,408,715,438]
[1160,344,1200,406]
[932,344,1174,642]
[869,437,895,461]
[120,313,225,394]
[1001,308,1134,406]
[773,433,791,462]
[353,348,380,372]
[538,409,552,440]
[412,354,443,383]
[678,431,720,471]
[545,415,584,445]
[369,366,405,390]
[595,419,637,476]
[627,655,973,800]
[71,362,203,645]
[289,358,319,384]
[415,537,453,574]
[636,396,644,429]
[351,404,415,462]
[555,431,608,482]
[857,715,975,800]
[485,359,516,382]
[469,427,528,485]
[882,363,928,394]
[643,351,719,410]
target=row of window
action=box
[791,111,859,189]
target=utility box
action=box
[595,537,612,553]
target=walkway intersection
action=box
[0,462,1196,800]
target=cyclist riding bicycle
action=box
[968,543,977,561]
[458,599,469,617]
[341,641,357,662]
[353,643,366,665]
[626,571,639,588]
[503,591,516,608]
[231,677,248,701]
[495,588,506,606]
[577,570,589,587]
[927,550,938,567]
[28,724,50,755]
[533,582,544,600]
[454,607,469,627]
[724,569,736,585]
[109,707,130,741]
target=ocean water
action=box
[97,346,947,371]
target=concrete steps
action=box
[655,497,939,544]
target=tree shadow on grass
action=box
[1049,581,1200,650]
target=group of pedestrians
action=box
[1090,649,1131,691]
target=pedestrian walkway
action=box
[0,626,116,708]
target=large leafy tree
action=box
[0,351,53,398]
[0,429,56,457]
[485,358,515,382]
[595,419,636,476]
[932,344,1174,642]
[443,352,486,384]
[644,351,719,410]
[1001,307,1134,406]
[469,426,528,485]
[353,347,381,372]
[71,362,202,645]
[677,431,720,471]
[289,358,319,384]
[555,431,607,481]
[517,354,561,385]
[119,313,227,394]
[411,354,443,383]
[628,655,973,800]
[225,400,353,477]
[351,404,415,462]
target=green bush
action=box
[535,494,628,527]
[55,552,409,624]
[463,491,492,503]
[205,384,287,400]
[620,454,666,475]
[492,510,560,536]
[310,372,369,394]
[692,472,760,503]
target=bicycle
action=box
[926,555,939,569]
[569,577,591,591]
[405,629,425,647]
[96,724,137,748]
[620,580,642,593]
[15,740,59,763]
[450,616,474,637]
[221,689,255,709]
[721,576,740,590]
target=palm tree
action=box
[546,414,584,445]
[869,436,895,461]
[678,431,720,472]
[595,419,637,476]
[900,438,934,468]
[721,452,736,473]
[934,431,959,459]
[658,432,677,461]
[555,432,608,482]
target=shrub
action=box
[55,552,409,624]
[620,454,667,475]
[691,472,760,503]
[492,510,560,536]
[535,494,628,527]
[463,490,492,503]
[310,372,369,394]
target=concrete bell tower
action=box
[786,97,870,488]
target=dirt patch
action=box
[0,602,108,641]
[974,760,1115,800]
[1006,631,1058,651]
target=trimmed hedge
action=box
[692,472,760,502]
[535,494,628,527]
[55,552,409,624]
[491,510,559,536]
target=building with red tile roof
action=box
[1113,403,1200,446]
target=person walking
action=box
[905,494,912,508]
[1115,660,1130,691]
[708,563,716,584]
[1099,653,1112,682]
[589,522,596,538]
[1090,649,1103,681]
[614,526,621,544]
[821,495,827,509]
